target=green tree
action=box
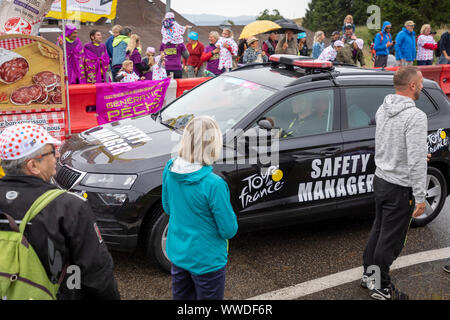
[256,9,284,21]
[377,0,448,35]
[303,0,448,37]
[303,0,353,35]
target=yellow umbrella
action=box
[239,20,282,39]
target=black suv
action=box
[55,55,450,272]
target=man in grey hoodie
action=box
[361,66,428,300]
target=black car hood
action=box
[59,115,181,174]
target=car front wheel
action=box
[411,167,447,227]
[145,204,171,273]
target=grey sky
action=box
[161,0,311,19]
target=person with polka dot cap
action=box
[0,123,120,300]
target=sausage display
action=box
[32,71,58,90]
[0,48,29,84]
[10,84,43,105]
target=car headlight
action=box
[80,174,137,190]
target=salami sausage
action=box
[35,84,48,104]
[0,56,29,84]
[10,84,43,105]
[32,71,58,89]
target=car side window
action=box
[345,87,395,129]
[261,89,335,139]
[415,91,438,115]
[345,87,438,130]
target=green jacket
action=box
[336,44,366,66]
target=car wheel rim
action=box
[161,223,169,261]
[416,174,441,220]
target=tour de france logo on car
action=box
[4,17,32,35]
[239,166,285,209]
[427,128,448,154]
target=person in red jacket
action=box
[183,31,205,78]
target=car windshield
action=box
[160,75,275,133]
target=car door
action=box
[339,86,396,213]
[340,86,444,214]
[234,87,344,223]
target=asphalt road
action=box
[111,196,450,300]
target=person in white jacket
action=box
[361,66,430,301]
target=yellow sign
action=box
[46,0,118,23]
[0,165,4,178]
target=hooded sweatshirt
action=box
[373,21,392,56]
[395,27,417,61]
[162,157,238,275]
[374,94,428,203]
[112,35,130,67]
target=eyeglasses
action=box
[35,145,56,160]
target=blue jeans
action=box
[439,55,450,64]
[171,264,226,300]
[417,60,432,65]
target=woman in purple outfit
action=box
[126,34,150,77]
[57,24,86,84]
[84,29,110,83]
[200,31,224,77]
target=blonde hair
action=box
[121,59,133,72]
[178,116,223,166]
[223,28,233,38]
[209,31,220,40]
[420,24,431,35]
[126,34,140,53]
[344,15,353,24]
[314,31,324,43]
[112,24,122,34]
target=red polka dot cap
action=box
[0,123,61,160]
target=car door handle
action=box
[320,148,341,156]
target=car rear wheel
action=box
[411,167,447,228]
[145,204,171,273]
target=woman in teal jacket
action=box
[395,21,417,65]
[162,116,238,300]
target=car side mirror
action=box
[257,119,273,130]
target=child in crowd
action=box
[342,15,356,34]
[215,28,238,72]
[161,12,191,45]
[143,47,156,80]
[152,52,168,80]
[116,60,145,82]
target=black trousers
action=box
[374,55,388,68]
[363,175,414,288]
[166,70,183,79]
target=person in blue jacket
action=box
[395,21,417,66]
[373,21,393,68]
[105,25,122,69]
[111,27,132,81]
[162,116,238,300]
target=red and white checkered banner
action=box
[0,111,66,144]
[0,38,34,50]
[0,106,65,115]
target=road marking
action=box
[248,247,450,300]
